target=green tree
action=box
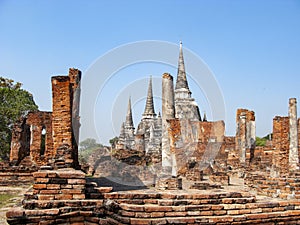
[0,77,38,160]
[79,138,102,164]
[109,136,119,149]
[256,134,272,147]
[79,138,102,151]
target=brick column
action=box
[161,73,175,176]
[289,98,299,170]
[272,116,289,174]
[52,76,72,153]
[69,68,81,168]
[236,109,256,165]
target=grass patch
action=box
[0,194,16,208]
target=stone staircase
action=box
[102,190,300,224]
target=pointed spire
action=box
[175,41,189,90]
[203,111,207,122]
[143,76,156,119]
[125,97,134,128]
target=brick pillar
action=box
[289,98,299,170]
[236,109,256,165]
[246,111,256,163]
[272,116,289,174]
[69,68,81,168]
[298,118,300,162]
[236,110,246,164]
[51,76,72,154]
[161,73,175,176]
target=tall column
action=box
[236,110,246,164]
[52,76,72,153]
[69,68,81,169]
[162,73,175,176]
[69,68,81,151]
[246,111,256,162]
[236,109,256,165]
[289,98,299,170]
[272,116,290,174]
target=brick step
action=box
[104,191,251,201]
[107,211,300,225]
[116,196,256,206]
[22,199,104,209]
[116,200,300,218]
[95,186,113,193]
[189,182,222,190]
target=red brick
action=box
[151,212,164,218]
[130,218,151,225]
[144,205,172,212]
[55,194,73,200]
[46,184,60,189]
[135,212,151,218]
[68,179,86,184]
[73,194,86,199]
[38,195,55,200]
[33,184,47,189]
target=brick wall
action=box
[10,111,52,166]
[168,119,225,179]
[10,117,31,164]
[27,111,53,166]
[272,116,289,174]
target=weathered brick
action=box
[135,212,151,218]
[68,179,86,185]
[73,194,86,199]
[33,184,47,189]
[46,184,60,189]
[151,212,164,218]
[130,218,151,225]
[144,206,172,212]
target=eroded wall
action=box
[272,116,289,174]
[10,68,81,168]
[168,119,225,179]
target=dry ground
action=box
[0,185,31,225]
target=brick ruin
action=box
[0,68,81,185]
[3,43,300,224]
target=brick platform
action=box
[7,185,300,224]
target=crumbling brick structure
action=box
[9,68,81,168]
[272,116,290,174]
[167,119,225,180]
[10,112,53,166]
[298,118,300,158]
[235,109,256,166]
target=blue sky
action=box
[1,0,300,144]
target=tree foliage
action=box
[109,136,119,149]
[256,134,272,147]
[79,138,102,164]
[79,138,102,151]
[0,77,38,160]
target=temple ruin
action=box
[3,43,300,224]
